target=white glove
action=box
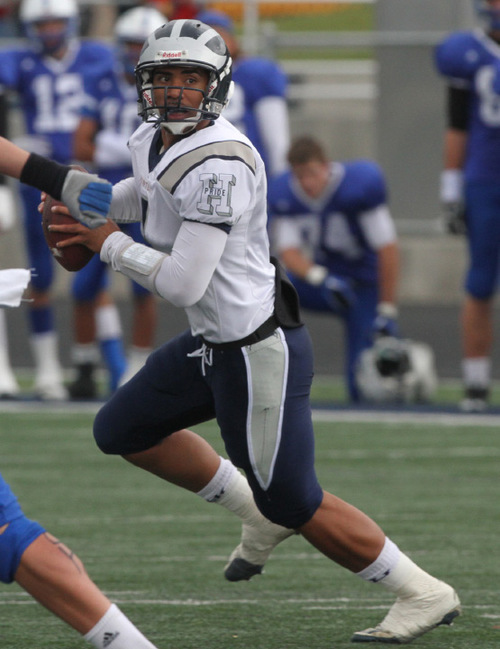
[440,170,466,235]
[0,185,17,232]
[0,268,31,307]
[94,130,131,169]
[61,169,112,229]
[439,169,463,204]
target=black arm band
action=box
[447,85,470,131]
[19,152,69,200]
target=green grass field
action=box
[1,404,499,648]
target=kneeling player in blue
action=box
[268,136,400,402]
[52,19,461,644]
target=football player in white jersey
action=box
[51,19,461,644]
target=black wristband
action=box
[19,153,69,200]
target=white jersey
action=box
[127,116,275,343]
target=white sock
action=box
[357,537,400,583]
[462,357,490,388]
[30,331,64,380]
[84,603,158,649]
[0,310,19,391]
[197,457,262,526]
[96,304,122,341]
[357,539,437,597]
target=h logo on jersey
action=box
[197,173,235,216]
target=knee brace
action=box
[0,515,45,583]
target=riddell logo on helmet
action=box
[156,50,185,60]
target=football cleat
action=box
[351,580,461,644]
[0,369,20,399]
[67,363,98,400]
[35,378,68,401]
[224,518,296,582]
[460,385,489,413]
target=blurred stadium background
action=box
[2,0,498,384]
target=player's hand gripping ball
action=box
[42,195,95,271]
[41,166,96,272]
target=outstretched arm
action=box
[0,137,112,228]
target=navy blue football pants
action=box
[94,325,324,529]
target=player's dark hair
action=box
[287,136,328,166]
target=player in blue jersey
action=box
[268,136,400,402]
[0,238,157,647]
[52,20,461,644]
[0,471,160,648]
[435,0,500,412]
[68,6,166,399]
[0,0,115,399]
[195,9,290,178]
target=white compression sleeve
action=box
[108,178,142,223]
[101,220,228,307]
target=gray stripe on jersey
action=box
[158,140,256,194]
[242,330,287,491]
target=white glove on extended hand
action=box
[0,185,17,232]
[61,169,112,229]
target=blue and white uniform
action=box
[93,116,323,528]
[72,59,149,304]
[268,160,396,401]
[435,30,500,298]
[0,39,114,298]
[222,57,289,177]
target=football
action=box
[41,195,95,272]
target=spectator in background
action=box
[268,136,400,402]
[435,0,500,412]
[143,0,199,21]
[0,0,115,399]
[69,6,166,399]
[196,8,290,178]
[0,0,20,37]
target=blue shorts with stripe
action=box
[94,325,324,529]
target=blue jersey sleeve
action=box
[434,31,485,83]
[236,58,288,106]
[267,172,294,218]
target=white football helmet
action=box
[135,18,233,135]
[114,6,166,76]
[20,0,79,54]
[356,337,438,404]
